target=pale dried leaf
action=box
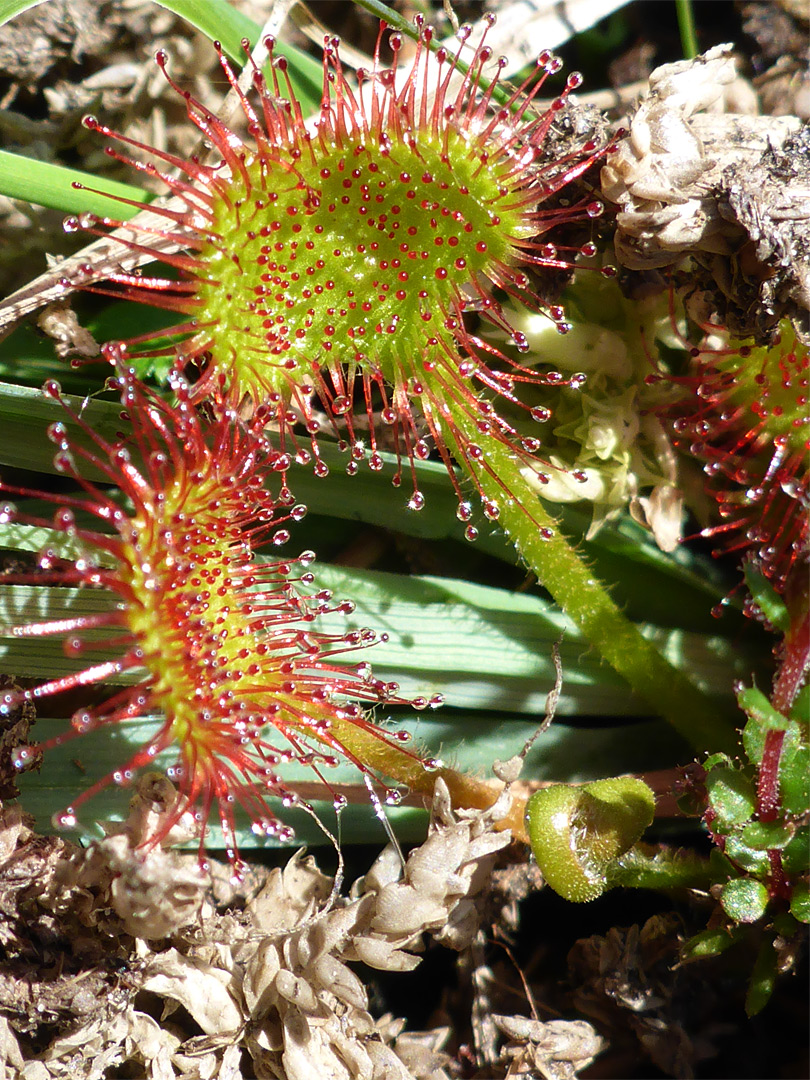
[142,949,242,1035]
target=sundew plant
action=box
[0,0,806,1015]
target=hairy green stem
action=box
[326,715,530,834]
[444,402,736,755]
[608,843,714,891]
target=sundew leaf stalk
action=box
[57,17,730,749]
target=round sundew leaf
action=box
[720,877,769,924]
[780,746,810,815]
[740,821,794,851]
[790,883,810,924]
[782,827,809,875]
[705,767,756,826]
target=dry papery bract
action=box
[0,776,603,1079]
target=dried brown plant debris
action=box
[601,46,809,340]
[0,775,605,1079]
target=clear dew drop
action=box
[423,757,443,772]
[456,500,473,522]
[483,499,500,520]
[369,452,384,471]
[291,504,307,521]
[331,395,352,415]
[408,491,425,511]
[53,808,77,830]
[11,745,33,770]
[464,525,479,542]
[531,406,551,423]
[333,794,348,811]
[0,502,16,525]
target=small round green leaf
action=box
[782,827,809,875]
[740,821,793,851]
[789,684,810,730]
[789,883,810,924]
[724,836,770,874]
[780,746,810,814]
[706,767,756,826]
[681,926,743,961]
[721,877,769,923]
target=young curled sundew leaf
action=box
[0,358,442,874]
[64,16,614,512]
[525,776,655,902]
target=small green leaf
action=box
[782,827,809,876]
[780,747,810,814]
[746,936,778,1016]
[706,767,756,826]
[720,877,769,923]
[740,821,794,851]
[724,836,770,875]
[789,884,809,924]
[743,564,790,633]
[737,686,792,732]
[772,912,800,938]
[790,684,810,730]
[681,926,744,961]
[702,752,732,770]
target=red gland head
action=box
[0,358,429,873]
[68,19,614,517]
